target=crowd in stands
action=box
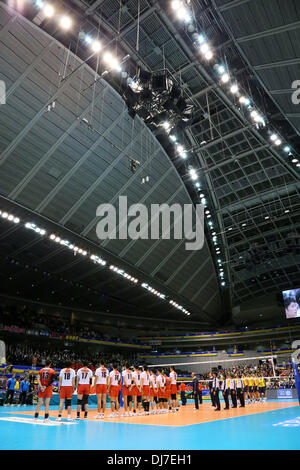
[5,343,138,371]
[0,302,142,345]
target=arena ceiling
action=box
[0,0,299,327]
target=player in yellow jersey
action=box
[242,374,250,404]
[258,376,266,402]
[248,375,254,403]
[253,374,260,403]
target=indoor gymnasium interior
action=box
[0,0,299,455]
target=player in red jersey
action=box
[156,369,167,413]
[57,361,75,421]
[76,364,93,420]
[149,369,158,414]
[132,365,142,415]
[164,372,172,411]
[122,364,133,417]
[94,360,109,419]
[108,364,121,418]
[169,366,179,412]
[34,360,56,421]
[140,365,150,414]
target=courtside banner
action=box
[277,389,293,399]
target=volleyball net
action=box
[147,354,295,383]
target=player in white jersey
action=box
[132,365,142,415]
[149,370,158,414]
[94,360,109,419]
[57,361,75,421]
[140,365,150,414]
[169,366,179,411]
[108,364,121,418]
[122,364,133,417]
[156,369,167,413]
[76,364,93,420]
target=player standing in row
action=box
[34,360,56,421]
[108,364,121,418]
[156,369,167,413]
[122,363,133,417]
[132,365,142,415]
[169,366,179,412]
[58,361,75,421]
[149,369,158,414]
[140,365,150,414]
[76,364,93,420]
[94,361,109,419]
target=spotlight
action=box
[230,84,239,94]
[84,35,92,45]
[217,65,225,74]
[171,0,181,10]
[60,16,72,30]
[200,43,209,54]
[44,4,54,17]
[204,50,213,61]
[275,139,282,146]
[270,134,277,141]
[221,73,230,83]
[13,217,20,224]
[284,146,291,153]
[103,52,113,64]
[2,212,8,218]
[239,96,249,105]
[198,34,205,44]
[176,6,191,22]
[91,40,101,53]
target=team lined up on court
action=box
[33,360,267,421]
[207,372,267,411]
[34,361,179,421]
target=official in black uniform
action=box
[208,373,215,407]
[221,374,230,410]
[235,374,245,407]
[192,373,202,410]
[212,373,220,411]
[229,374,237,408]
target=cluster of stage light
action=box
[141,283,166,299]
[0,210,20,224]
[169,0,300,167]
[90,254,107,266]
[109,265,138,283]
[33,0,122,71]
[169,299,190,315]
[25,222,46,235]
[49,233,87,256]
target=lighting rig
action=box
[121,68,194,132]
